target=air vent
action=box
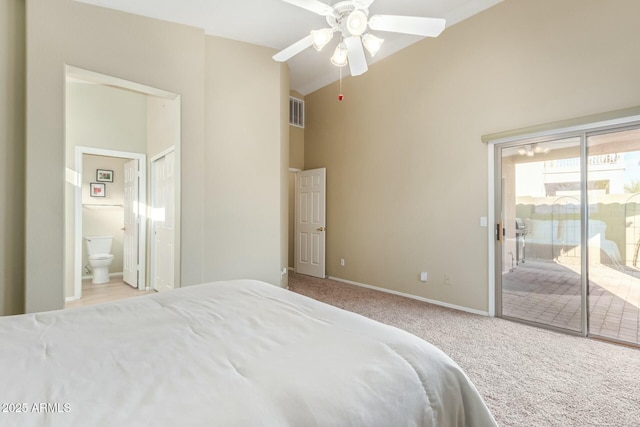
[289,97,304,128]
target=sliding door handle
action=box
[496,222,503,242]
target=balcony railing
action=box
[546,154,621,170]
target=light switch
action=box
[480,216,488,227]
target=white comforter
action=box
[0,280,496,427]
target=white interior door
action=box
[151,151,175,292]
[295,168,326,278]
[123,159,139,288]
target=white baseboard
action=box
[326,276,490,317]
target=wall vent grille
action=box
[289,97,304,128]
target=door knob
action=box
[317,226,326,232]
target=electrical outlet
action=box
[444,275,452,286]
[340,258,345,267]
[420,272,428,282]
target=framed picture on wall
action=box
[90,182,106,198]
[96,169,114,182]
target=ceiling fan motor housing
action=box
[327,1,370,38]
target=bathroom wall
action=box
[82,154,128,276]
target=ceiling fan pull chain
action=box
[338,66,344,101]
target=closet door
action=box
[151,151,175,293]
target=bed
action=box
[0,279,497,427]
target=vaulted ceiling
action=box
[76,0,503,94]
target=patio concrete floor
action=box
[502,260,640,346]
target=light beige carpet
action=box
[288,273,640,427]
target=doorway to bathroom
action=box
[65,66,181,304]
[75,148,147,299]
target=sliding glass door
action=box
[497,136,585,334]
[586,128,640,345]
[496,125,640,347]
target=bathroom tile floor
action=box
[65,278,156,309]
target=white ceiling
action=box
[76,0,503,95]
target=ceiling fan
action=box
[273,0,446,77]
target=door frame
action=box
[491,134,588,336]
[73,147,147,300]
[149,146,177,292]
[294,167,327,278]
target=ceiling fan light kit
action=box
[361,33,383,57]
[276,0,446,67]
[276,0,447,98]
[331,42,349,67]
[311,28,335,51]
[518,144,550,157]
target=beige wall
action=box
[288,173,296,269]
[66,82,148,158]
[304,0,640,312]
[0,0,25,316]
[147,96,180,159]
[25,0,288,313]
[280,66,291,286]
[202,36,289,287]
[288,91,305,268]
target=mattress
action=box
[0,279,497,426]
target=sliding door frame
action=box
[485,108,640,337]
[492,131,589,336]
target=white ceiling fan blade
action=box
[344,36,368,76]
[273,35,313,62]
[282,0,334,16]
[368,15,446,37]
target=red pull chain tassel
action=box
[338,66,344,101]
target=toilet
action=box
[84,236,115,284]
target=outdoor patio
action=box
[502,260,640,346]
